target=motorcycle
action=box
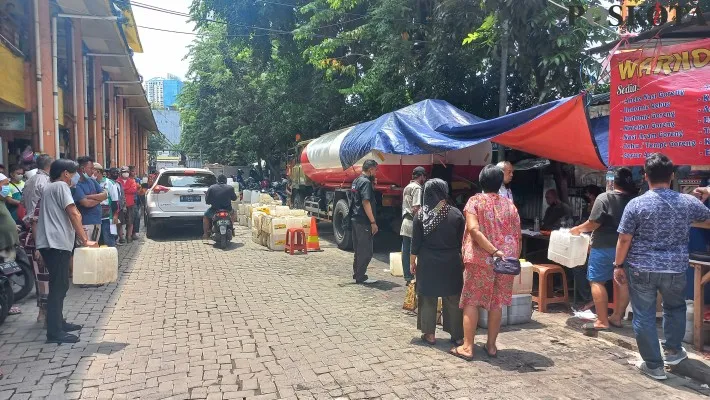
[211,209,234,249]
[270,181,288,206]
[0,244,35,303]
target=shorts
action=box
[587,247,616,283]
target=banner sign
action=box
[609,38,710,166]
[0,112,25,131]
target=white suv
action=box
[145,168,216,238]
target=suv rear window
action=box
[157,172,216,188]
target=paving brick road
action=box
[0,225,708,399]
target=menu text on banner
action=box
[609,38,710,166]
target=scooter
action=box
[211,209,234,249]
[0,243,34,303]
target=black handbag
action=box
[493,256,521,275]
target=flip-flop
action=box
[8,306,21,315]
[420,334,436,345]
[484,345,498,358]
[582,322,609,331]
[449,347,473,362]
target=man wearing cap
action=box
[73,157,107,243]
[400,166,426,284]
[116,166,138,243]
[93,163,120,247]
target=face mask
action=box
[0,185,9,197]
[12,174,22,181]
[121,172,129,178]
[70,173,80,186]
[82,172,90,180]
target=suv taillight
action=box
[152,185,170,194]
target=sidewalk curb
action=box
[597,330,710,386]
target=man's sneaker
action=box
[664,347,688,366]
[362,278,378,284]
[46,332,80,344]
[62,322,82,332]
[636,361,667,380]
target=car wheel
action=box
[146,218,159,239]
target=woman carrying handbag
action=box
[451,165,521,361]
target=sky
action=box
[131,0,195,82]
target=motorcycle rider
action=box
[203,174,237,240]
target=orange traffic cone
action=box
[307,216,322,252]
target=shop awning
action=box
[55,0,156,131]
[338,94,607,170]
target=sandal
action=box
[9,306,21,315]
[582,322,609,331]
[420,334,436,345]
[449,346,473,362]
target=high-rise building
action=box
[145,77,165,108]
[144,74,183,109]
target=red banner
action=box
[609,38,710,166]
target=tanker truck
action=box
[288,126,493,250]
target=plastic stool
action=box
[532,264,569,313]
[285,228,308,255]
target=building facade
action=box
[0,0,155,173]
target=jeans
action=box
[626,267,687,370]
[401,236,413,282]
[101,219,116,247]
[351,220,373,282]
[133,205,141,234]
[39,248,72,338]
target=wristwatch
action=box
[612,262,623,269]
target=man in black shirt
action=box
[350,159,379,284]
[541,189,572,231]
[203,174,237,239]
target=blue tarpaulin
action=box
[338,94,607,170]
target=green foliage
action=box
[179,0,615,172]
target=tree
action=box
[180,0,615,171]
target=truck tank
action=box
[300,126,493,190]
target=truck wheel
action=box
[333,199,353,250]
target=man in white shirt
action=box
[496,161,514,201]
[400,166,426,284]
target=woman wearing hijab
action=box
[410,179,465,346]
[452,165,521,361]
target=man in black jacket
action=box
[203,174,237,239]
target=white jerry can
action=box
[72,247,118,285]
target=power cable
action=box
[122,0,379,41]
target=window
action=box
[158,172,216,188]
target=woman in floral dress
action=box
[451,165,521,361]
